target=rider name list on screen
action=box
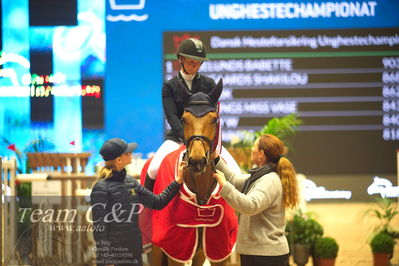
[163,28,399,174]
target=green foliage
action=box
[363,197,399,239]
[233,113,302,151]
[313,237,339,258]
[286,210,324,246]
[370,231,395,254]
[24,137,55,153]
[1,135,55,173]
[16,182,31,197]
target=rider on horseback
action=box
[145,37,240,190]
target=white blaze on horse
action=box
[140,79,238,266]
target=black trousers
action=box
[240,253,289,266]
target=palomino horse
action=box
[140,79,237,266]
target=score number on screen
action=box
[382,57,399,140]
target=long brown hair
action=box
[257,134,299,209]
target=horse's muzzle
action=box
[188,157,207,174]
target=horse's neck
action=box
[185,163,216,205]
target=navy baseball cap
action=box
[100,138,137,161]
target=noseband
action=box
[184,135,213,165]
[182,90,221,205]
[183,120,218,205]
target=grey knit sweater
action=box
[216,160,289,256]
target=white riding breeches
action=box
[147,140,182,180]
[147,140,242,180]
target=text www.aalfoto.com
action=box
[49,224,105,232]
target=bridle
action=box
[184,135,213,166]
[180,81,223,205]
[183,117,218,205]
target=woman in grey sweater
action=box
[213,134,299,266]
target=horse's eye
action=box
[212,118,218,124]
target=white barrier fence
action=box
[1,157,17,265]
[0,155,98,265]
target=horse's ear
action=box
[177,78,192,102]
[208,78,223,103]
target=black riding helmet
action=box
[176,38,209,61]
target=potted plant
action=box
[370,231,395,266]
[313,236,339,266]
[286,210,324,266]
[362,197,399,265]
[227,113,302,170]
[363,197,399,238]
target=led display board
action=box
[163,28,399,175]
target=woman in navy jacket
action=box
[90,138,185,266]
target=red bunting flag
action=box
[69,140,75,146]
[7,144,16,151]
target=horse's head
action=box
[181,79,223,175]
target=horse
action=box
[140,79,238,266]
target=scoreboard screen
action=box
[163,28,399,175]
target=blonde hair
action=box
[96,159,117,182]
[257,134,299,209]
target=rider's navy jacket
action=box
[162,72,216,142]
[90,169,180,266]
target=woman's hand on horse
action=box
[176,161,187,184]
[213,170,226,187]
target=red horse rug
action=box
[151,146,238,263]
